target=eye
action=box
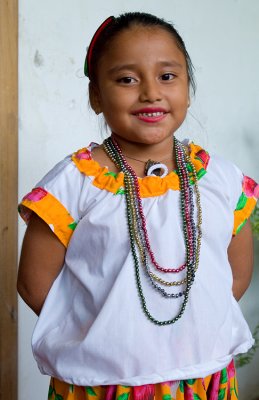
[117,76,137,84]
[160,73,175,81]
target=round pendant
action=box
[146,163,168,178]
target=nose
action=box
[139,78,162,103]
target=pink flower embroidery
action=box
[23,187,48,202]
[242,176,258,198]
[207,371,221,400]
[132,384,155,400]
[105,385,117,400]
[75,149,92,160]
[254,184,259,199]
[195,149,210,169]
[184,384,194,400]
[227,359,236,379]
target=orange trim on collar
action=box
[71,143,210,198]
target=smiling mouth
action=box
[136,112,165,117]
[133,110,167,123]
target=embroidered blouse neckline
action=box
[71,142,210,198]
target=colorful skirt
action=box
[48,360,238,400]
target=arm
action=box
[228,219,254,301]
[17,213,66,315]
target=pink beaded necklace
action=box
[103,135,202,325]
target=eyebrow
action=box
[108,60,183,74]
[158,61,183,69]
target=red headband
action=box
[84,16,114,79]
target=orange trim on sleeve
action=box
[233,175,259,235]
[233,196,257,236]
[18,188,76,248]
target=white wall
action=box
[19,1,259,399]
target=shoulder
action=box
[19,145,98,247]
[208,152,243,182]
[186,140,242,186]
[191,143,258,223]
[37,154,78,187]
[187,138,243,184]
[205,151,258,202]
[37,143,100,188]
[188,141,244,206]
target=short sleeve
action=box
[233,173,259,236]
[18,155,86,247]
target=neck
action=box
[111,133,174,162]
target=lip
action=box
[132,107,168,124]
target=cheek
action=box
[100,91,126,112]
[171,87,189,109]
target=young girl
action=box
[18,12,258,400]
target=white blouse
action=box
[19,141,258,386]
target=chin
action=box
[137,132,173,145]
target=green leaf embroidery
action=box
[218,388,226,400]
[55,395,64,400]
[68,221,78,230]
[235,192,248,211]
[69,385,74,393]
[85,387,97,396]
[236,219,247,235]
[186,379,196,385]
[189,168,207,185]
[104,171,118,178]
[233,377,238,397]
[220,367,228,384]
[196,168,207,180]
[186,163,193,172]
[163,394,172,400]
[115,187,125,195]
[121,386,130,388]
[48,386,54,399]
[195,155,203,163]
[194,394,202,400]
[179,381,184,393]
[117,393,130,400]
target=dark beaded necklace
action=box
[103,136,202,325]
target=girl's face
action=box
[91,26,189,147]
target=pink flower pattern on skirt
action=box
[206,370,221,400]
[132,384,155,400]
[105,385,117,400]
[48,360,239,400]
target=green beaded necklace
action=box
[103,136,202,325]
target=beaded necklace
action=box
[103,136,202,325]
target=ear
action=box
[89,82,102,115]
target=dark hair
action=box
[87,12,196,95]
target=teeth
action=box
[137,112,164,117]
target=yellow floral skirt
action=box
[48,360,238,400]
[48,361,238,400]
